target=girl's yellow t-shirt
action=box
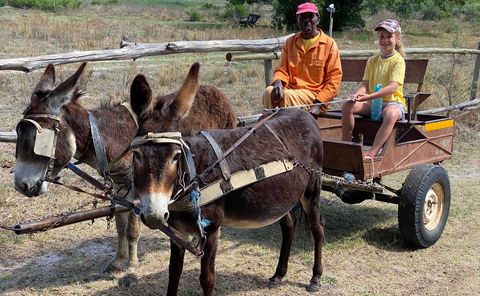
[362,52,406,109]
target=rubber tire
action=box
[398,164,451,248]
[338,189,372,204]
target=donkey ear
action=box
[172,62,199,119]
[130,74,152,119]
[47,62,86,113]
[34,64,56,93]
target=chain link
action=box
[292,158,382,192]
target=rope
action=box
[235,97,353,116]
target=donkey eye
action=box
[172,152,182,163]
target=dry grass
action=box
[1,3,480,296]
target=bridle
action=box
[16,113,62,183]
[130,131,197,202]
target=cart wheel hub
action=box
[423,183,445,231]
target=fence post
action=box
[264,59,273,87]
[471,41,480,100]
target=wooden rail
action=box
[0,35,293,72]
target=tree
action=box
[229,0,365,31]
[272,0,365,31]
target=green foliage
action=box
[272,0,364,31]
[222,3,247,22]
[320,0,365,31]
[0,0,81,10]
[362,0,389,15]
[391,0,422,19]
[187,10,204,22]
[228,0,273,4]
[201,3,220,10]
[91,0,118,5]
[362,0,469,20]
[272,0,324,31]
[453,0,480,22]
[422,0,445,20]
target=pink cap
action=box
[375,19,401,33]
[296,2,319,15]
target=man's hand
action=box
[271,80,284,102]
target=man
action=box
[262,2,342,112]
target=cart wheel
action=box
[398,164,451,248]
[338,189,372,204]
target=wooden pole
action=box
[0,131,16,142]
[226,51,280,61]
[263,59,273,87]
[0,35,293,72]
[471,42,480,100]
[418,98,480,114]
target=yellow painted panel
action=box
[424,119,454,131]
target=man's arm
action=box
[316,41,342,103]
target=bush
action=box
[187,11,204,22]
[391,0,422,19]
[454,0,480,22]
[0,0,81,10]
[91,0,118,5]
[222,3,247,22]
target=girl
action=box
[341,19,406,158]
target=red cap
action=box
[296,2,319,15]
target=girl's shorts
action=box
[381,102,405,120]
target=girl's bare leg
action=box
[369,105,402,156]
[341,101,371,141]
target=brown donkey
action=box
[130,63,325,295]
[13,62,237,287]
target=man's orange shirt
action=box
[273,30,342,103]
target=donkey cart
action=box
[316,108,453,248]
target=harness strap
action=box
[264,122,291,154]
[121,102,139,129]
[198,109,280,181]
[200,131,231,181]
[88,112,108,177]
[169,159,294,212]
[20,118,43,131]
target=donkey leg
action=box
[268,212,296,288]
[103,212,128,274]
[302,177,325,293]
[167,239,186,296]
[200,228,220,296]
[118,212,141,287]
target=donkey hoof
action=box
[268,277,283,289]
[118,273,139,288]
[305,281,320,293]
[102,262,123,274]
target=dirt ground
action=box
[0,139,479,296]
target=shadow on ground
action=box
[221,196,400,252]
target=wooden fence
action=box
[1,36,479,143]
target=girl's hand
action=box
[356,94,371,102]
[347,93,360,102]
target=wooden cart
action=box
[317,58,453,248]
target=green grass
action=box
[121,0,222,7]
